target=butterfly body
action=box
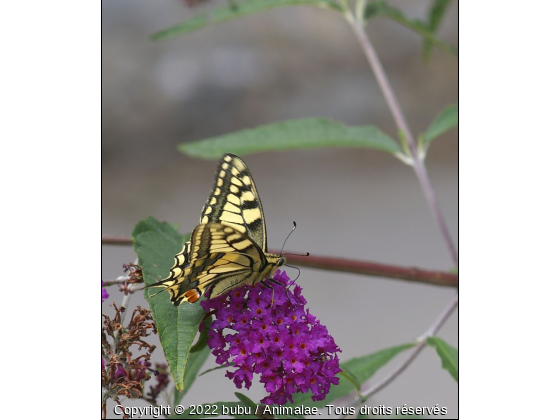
[148,154,285,305]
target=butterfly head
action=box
[265,253,287,270]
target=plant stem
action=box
[339,294,458,417]
[346,15,458,266]
[103,279,127,287]
[348,19,416,149]
[101,234,133,245]
[102,235,458,287]
[412,161,458,265]
[283,253,457,287]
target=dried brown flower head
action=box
[102,304,159,418]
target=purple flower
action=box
[102,281,109,303]
[201,271,341,406]
[114,364,126,379]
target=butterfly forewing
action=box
[200,154,268,251]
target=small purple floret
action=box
[102,281,109,303]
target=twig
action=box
[412,162,458,266]
[283,253,457,287]
[347,14,415,150]
[101,234,132,245]
[339,295,458,418]
[346,15,458,266]
[118,283,144,317]
[102,235,457,287]
[102,279,127,287]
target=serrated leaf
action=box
[365,1,457,57]
[153,0,342,41]
[173,345,211,408]
[427,337,458,382]
[178,118,400,159]
[423,104,458,146]
[287,343,414,408]
[422,0,453,60]
[132,217,204,392]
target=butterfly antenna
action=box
[280,221,297,255]
[284,252,310,257]
[280,221,310,258]
[282,251,309,289]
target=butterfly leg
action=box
[267,278,284,286]
[263,278,294,308]
[261,280,276,303]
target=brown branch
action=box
[102,234,457,287]
[271,251,457,288]
[102,235,132,245]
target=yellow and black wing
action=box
[150,223,279,305]
[157,154,267,275]
[200,153,268,251]
[147,153,283,305]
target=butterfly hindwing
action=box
[189,223,269,300]
[150,223,276,305]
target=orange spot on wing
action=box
[185,289,200,303]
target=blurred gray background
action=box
[102,0,458,418]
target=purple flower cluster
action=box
[200,271,341,406]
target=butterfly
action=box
[147,153,286,305]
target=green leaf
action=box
[287,343,414,408]
[422,0,454,60]
[364,1,457,57]
[423,104,458,146]
[132,217,204,392]
[173,345,211,408]
[178,118,400,159]
[234,392,257,409]
[168,402,257,419]
[339,369,361,395]
[427,337,458,382]
[191,316,212,353]
[153,0,342,41]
